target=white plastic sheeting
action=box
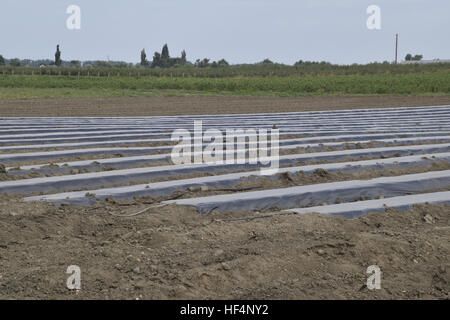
[2,105,450,136]
[2,134,450,152]
[165,170,450,214]
[1,130,450,147]
[7,143,450,174]
[283,191,450,219]
[24,153,450,205]
[1,105,449,217]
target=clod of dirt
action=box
[132,267,142,274]
[313,168,329,177]
[423,214,435,224]
[221,262,232,271]
[42,163,60,169]
[105,197,116,203]
[214,249,225,257]
[281,171,295,182]
[0,164,6,174]
[317,249,326,256]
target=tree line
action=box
[0,44,361,69]
[404,53,423,61]
[0,45,434,72]
[0,44,233,69]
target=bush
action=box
[10,58,21,67]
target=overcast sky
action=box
[1,0,449,64]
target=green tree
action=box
[161,44,169,60]
[55,45,62,66]
[114,62,129,68]
[93,61,111,68]
[181,50,187,64]
[70,60,81,67]
[217,59,229,67]
[412,54,423,61]
[405,53,412,61]
[140,48,149,66]
[10,58,21,67]
[195,58,210,68]
[161,44,170,67]
[0,55,5,66]
[152,52,162,68]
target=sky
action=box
[1,0,449,65]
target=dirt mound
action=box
[0,196,448,299]
[0,95,449,117]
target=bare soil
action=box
[0,95,449,117]
[0,96,448,300]
[0,196,448,299]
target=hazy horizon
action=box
[1,0,449,65]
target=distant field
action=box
[0,71,449,99]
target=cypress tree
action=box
[55,45,62,66]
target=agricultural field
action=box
[3,0,450,307]
[0,64,449,99]
[0,105,449,299]
[2,61,450,77]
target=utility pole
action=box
[395,33,399,64]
